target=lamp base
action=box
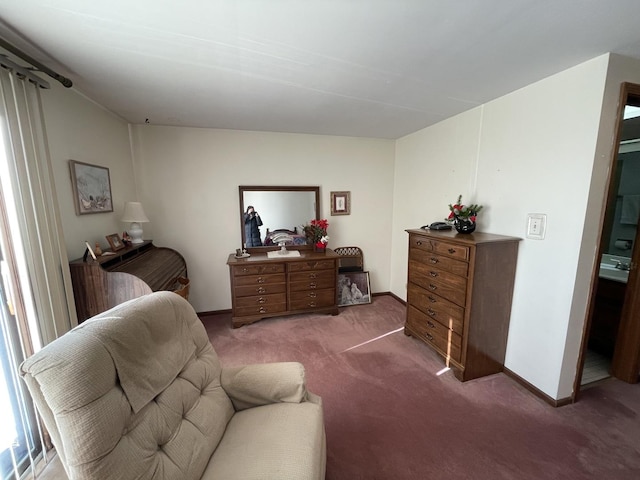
[128,222,144,244]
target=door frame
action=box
[575,82,640,399]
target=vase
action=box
[454,217,476,234]
[314,244,326,253]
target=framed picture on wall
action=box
[331,191,350,216]
[69,160,113,215]
[338,271,371,307]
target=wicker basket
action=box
[173,276,190,300]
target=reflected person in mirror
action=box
[244,205,263,247]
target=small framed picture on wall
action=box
[330,191,350,216]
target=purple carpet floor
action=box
[201,296,640,480]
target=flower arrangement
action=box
[304,219,329,248]
[447,194,483,222]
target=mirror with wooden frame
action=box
[239,186,320,251]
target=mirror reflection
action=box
[239,186,320,249]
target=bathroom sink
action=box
[599,263,629,283]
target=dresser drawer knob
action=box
[309,282,317,289]
[429,257,438,264]
[257,297,266,304]
[258,307,267,313]
[426,333,434,341]
[427,320,435,328]
[427,308,436,317]
[257,287,266,294]
[242,268,249,273]
[308,302,317,307]
[309,292,317,298]
[416,240,423,246]
[428,295,436,303]
[257,277,265,283]
[429,271,438,277]
[448,248,456,254]
[428,284,437,291]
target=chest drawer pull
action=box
[427,320,435,328]
[428,295,436,303]
[257,287,266,294]
[257,297,266,304]
[242,268,249,273]
[309,282,317,289]
[416,240,423,246]
[448,248,456,254]
[429,257,438,264]
[429,271,438,277]
[259,307,267,313]
[257,277,265,283]
[426,333,434,341]
[428,284,437,291]
[309,292,317,298]
[427,308,436,317]
[309,302,317,307]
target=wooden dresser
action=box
[405,229,520,381]
[69,241,188,323]
[227,250,339,327]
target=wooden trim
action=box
[503,367,573,407]
[197,308,232,316]
[373,291,406,305]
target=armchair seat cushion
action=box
[203,400,325,480]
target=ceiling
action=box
[2,1,640,139]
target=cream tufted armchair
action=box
[20,292,326,480]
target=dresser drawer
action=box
[234,282,286,297]
[234,273,285,287]
[407,283,464,334]
[234,302,287,317]
[409,261,467,307]
[409,248,468,277]
[232,263,285,276]
[409,234,469,262]
[235,293,287,308]
[289,289,336,310]
[290,276,336,292]
[406,305,462,363]
[288,259,336,272]
[289,269,335,283]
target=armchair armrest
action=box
[220,362,308,411]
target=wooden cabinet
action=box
[404,229,520,381]
[227,250,339,327]
[69,241,188,323]
[589,278,626,357]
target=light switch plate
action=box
[527,214,546,240]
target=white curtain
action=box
[0,65,75,347]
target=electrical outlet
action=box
[527,214,546,240]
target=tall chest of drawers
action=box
[227,250,339,327]
[405,229,520,381]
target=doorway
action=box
[578,83,640,392]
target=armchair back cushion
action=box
[21,292,234,480]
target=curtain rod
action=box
[0,37,72,88]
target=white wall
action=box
[392,55,613,399]
[41,82,136,260]
[130,126,395,313]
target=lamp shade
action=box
[121,202,149,223]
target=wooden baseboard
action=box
[503,367,573,407]
[197,308,232,317]
[372,291,406,305]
